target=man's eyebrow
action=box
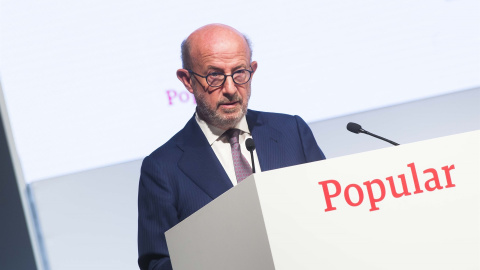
[206,66,223,72]
[232,64,248,71]
[206,64,247,73]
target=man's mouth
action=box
[218,100,241,108]
[221,101,237,105]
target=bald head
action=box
[181,24,252,69]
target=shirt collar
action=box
[195,112,250,145]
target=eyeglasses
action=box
[187,69,253,87]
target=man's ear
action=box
[177,69,194,93]
[250,61,258,74]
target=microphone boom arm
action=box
[347,122,400,146]
[363,130,399,146]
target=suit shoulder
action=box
[248,109,295,118]
[145,127,185,163]
[248,109,304,126]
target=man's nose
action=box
[221,76,237,96]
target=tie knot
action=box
[226,129,240,145]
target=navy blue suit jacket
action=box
[138,110,325,270]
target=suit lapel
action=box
[246,110,283,171]
[177,111,284,199]
[177,116,233,200]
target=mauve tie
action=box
[226,129,252,183]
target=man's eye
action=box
[209,72,222,78]
[234,70,246,74]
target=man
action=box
[138,24,325,270]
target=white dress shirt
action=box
[195,113,261,186]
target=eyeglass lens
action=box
[207,70,250,87]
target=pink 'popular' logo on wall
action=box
[166,89,196,105]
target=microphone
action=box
[346,122,400,146]
[245,138,256,173]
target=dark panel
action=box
[0,108,38,269]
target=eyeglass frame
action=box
[187,68,254,87]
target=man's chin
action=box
[211,110,245,129]
[197,103,247,129]
[218,113,243,125]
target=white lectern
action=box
[166,131,480,270]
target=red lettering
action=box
[408,162,424,194]
[344,184,363,206]
[442,164,456,188]
[320,162,456,214]
[386,174,412,198]
[318,180,341,212]
[363,179,386,211]
[423,168,443,191]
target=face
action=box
[177,25,258,130]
